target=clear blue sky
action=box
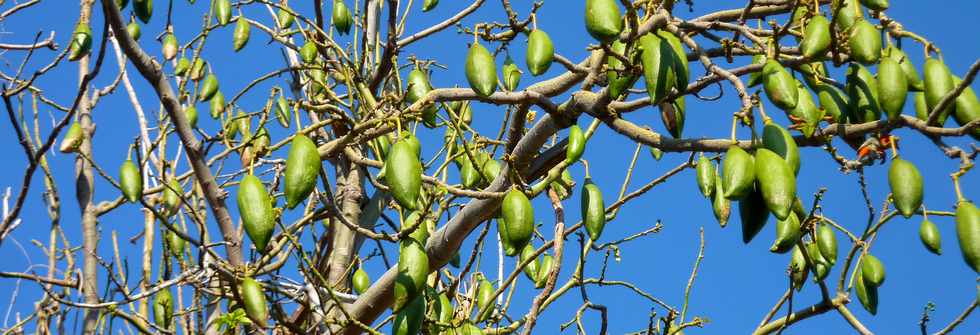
[0,0,978,334]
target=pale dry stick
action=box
[932,299,978,335]
[753,294,849,335]
[679,227,706,323]
[758,289,792,328]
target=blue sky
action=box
[0,0,978,334]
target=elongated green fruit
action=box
[639,33,675,104]
[771,212,801,254]
[848,19,880,65]
[951,76,980,140]
[161,179,182,217]
[762,122,800,175]
[465,42,498,97]
[190,58,206,81]
[846,63,881,123]
[566,125,585,163]
[790,247,808,291]
[696,153,715,198]
[215,0,231,25]
[762,60,799,111]
[755,148,796,220]
[816,83,849,124]
[210,91,225,119]
[284,134,320,209]
[238,175,274,252]
[816,222,838,265]
[458,154,481,189]
[883,46,923,91]
[807,242,829,280]
[860,0,888,11]
[584,0,622,43]
[153,288,173,329]
[789,81,822,137]
[162,33,177,60]
[68,24,93,61]
[405,68,437,127]
[955,201,980,273]
[535,254,553,289]
[835,0,862,32]
[127,21,141,41]
[861,254,886,287]
[277,6,295,30]
[722,145,756,200]
[395,239,428,311]
[657,30,688,92]
[739,184,770,244]
[422,0,438,11]
[854,272,878,315]
[888,157,923,218]
[119,159,142,202]
[134,0,152,23]
[59,122,83,153]
[275,95,290,128]
[711,170,731,227]
[167,229,184,258]
[501,189,534,256]
[520,243,540,282]
[747,54,766,87]
[199,73,219,101]
[393,295,425,335]
[606,39,637,99]
[660,96,685,138]
[233,16,251,51]
[919,218,942,255]
[300,40,317,63]
[526,29,554,76]
[174,57,190,76]
[502,57,521,92]
[582,179,606,241]
[799,61,828,91]
[185,104,198,128]
[386,140,422,210]
[923,57,955,125]
[333,0,352,34]
[497,217,516,256]
[549,169,575,200]
[240,277,268,328]
[914,92,928,121]
[427,289,452,335]
[475,274,494,322]
[877,57,908,120]
[800,15,831,59]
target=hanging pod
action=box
[68,23,92,61]
[799,61,828,91]
[166,229,185,257]
[887,157,923,218]
[711,169,731,227]
[422,0,438,12]
[923,57,955,126]
[300,40,318,63]
[119,159,142,202]
[800,15,831,59]
[860,254,886,287]
[520,243,540,282]
[695,153,715,198]
[846,63,881,123]
[126,21,141,41]
[161,33,177,60]
[657,30,689,93]
[393,295,425,335]
[277,6,295,30]
[59,122,84,153]
[722,145,756,200]
[883,46,923,91]
[174,57,190,76]
[535,254,554,289]
[762,60,799,111]
[847,19,880,65]
[584,0,622,43]
[660,96,685,139]
[606,39,638,99]
[275,95,290,128]
[153,288,174,329]
[526,29,554,76]
[770,212,801,254]
[426,289,453,335]
[395,239,428,311]
[549,169,575,201]
[565,125,585,164]
[199,73,220,101]
[816,222,839,265]
[854,270,878,315]
[385,139,422,210]
[134,0,152,23]
[210,91,225,119]
[457,153,481,189]
[502,57,521,91]
[465,42,498,97]
[790,247,808,291]
[402,211,429,245]
[919,218,942,255]
[739,183,770,244]
[284,134,321,209]
[955,201,980,273]
[240,277,269,328]
[747,54,766,87]
[232,16,251,51]
[161,178,182,217]
[189,58,206,81]
[238,175,274,252]
[475,274,495,322]
[582,179,607,241]
[860,0,888,11]
[951,75,980,140]
[762,122,800,175]
[184,104,199,128]
[755,148,797,220]
[405,68,437,127]
[788,81,822,138]
[834,0,863,32]
[215,0,231,25]
[639,33,676,105]
[877,57,908,120]
[816,83,850,124]
[807,242,830,280]
[501,189,534,256]
[333,0,353,35]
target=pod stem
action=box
[293,99,301,130]
[729,115,738,143]
[126,144,134,161]
[921,204,928,220]
[888,135,898,159]
[582,159,592,179]
[531,13,537,31]
[952,174,964,203]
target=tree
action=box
[0,0,977,334]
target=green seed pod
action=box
[606,39,638,99]
[284,134,321,209]
[649,146,664,161]
[860,0,888,11]
[400,131,422,158]
[475,274,494,322]
[639,33,676,104]
[238,175,274,252]
[792,197,807,221]
[955,201,980,273]
[711,169,731,227]
[660,96,685,139]
[405,68,437,127]
[457,154,481,189]
[834,0,863,32]
[657,30,689,92]
[914,92,928,121]
[134,0,152,23]
[526,29,554,76]
[385,140,422,211]
[861,254,886,287]
[584,0,622,43]
[126,21,141,41]
[883,46,923,91]
[816,83,850,124]
[816,222,839,265]
[184,104,198,128]
[300,40,318,63]
[232,16,251,51]
[59,122,83,153]
[161,33,177,60]
[520,243,540,282]
[848,19,880,65]
[161,178,182,217]
[465,42,498,97]
[722,145,756,200]
[240,277,268,328]
[174,57,190,76]
[888,157,923,218]
[919,218,942,255]
[923,57,956,125]
[199,73,219,101]
[877,58,908,120]
[763,60,799,111]
[846,63,881,123]
[502,57,521,92]
[854,271,878,315]
[535,254,553,289]
[501,189,534,256]
[951,76,980,140]
[422,0,438,12]
[566,125,585,164]
[119,159,142,202]
[762,122,800,175]
[788,81,823,138]
[582,179,607,241]
[799,61,828,91]
[277,6,295,30]
[790,246,808,291]
[395,239,428,312]
[403,211,429,245]
[696,153,715,198]
[549,169,575,200]
[747,54,766,87]
[800,15,831,59]
[189,58,206,81]
[806,242,829,280]
[739,184,770,244]
[215,0,231,25]
[755,148,797,221]
[153,288,174,329]
[68,24,93,61]
[771,212,802,254]
[333,0,353,35]
[166,228,185,258]
[275,95,290,128]
[352,267,371,294]
[209,90,225,119]
[393,294,425,335]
